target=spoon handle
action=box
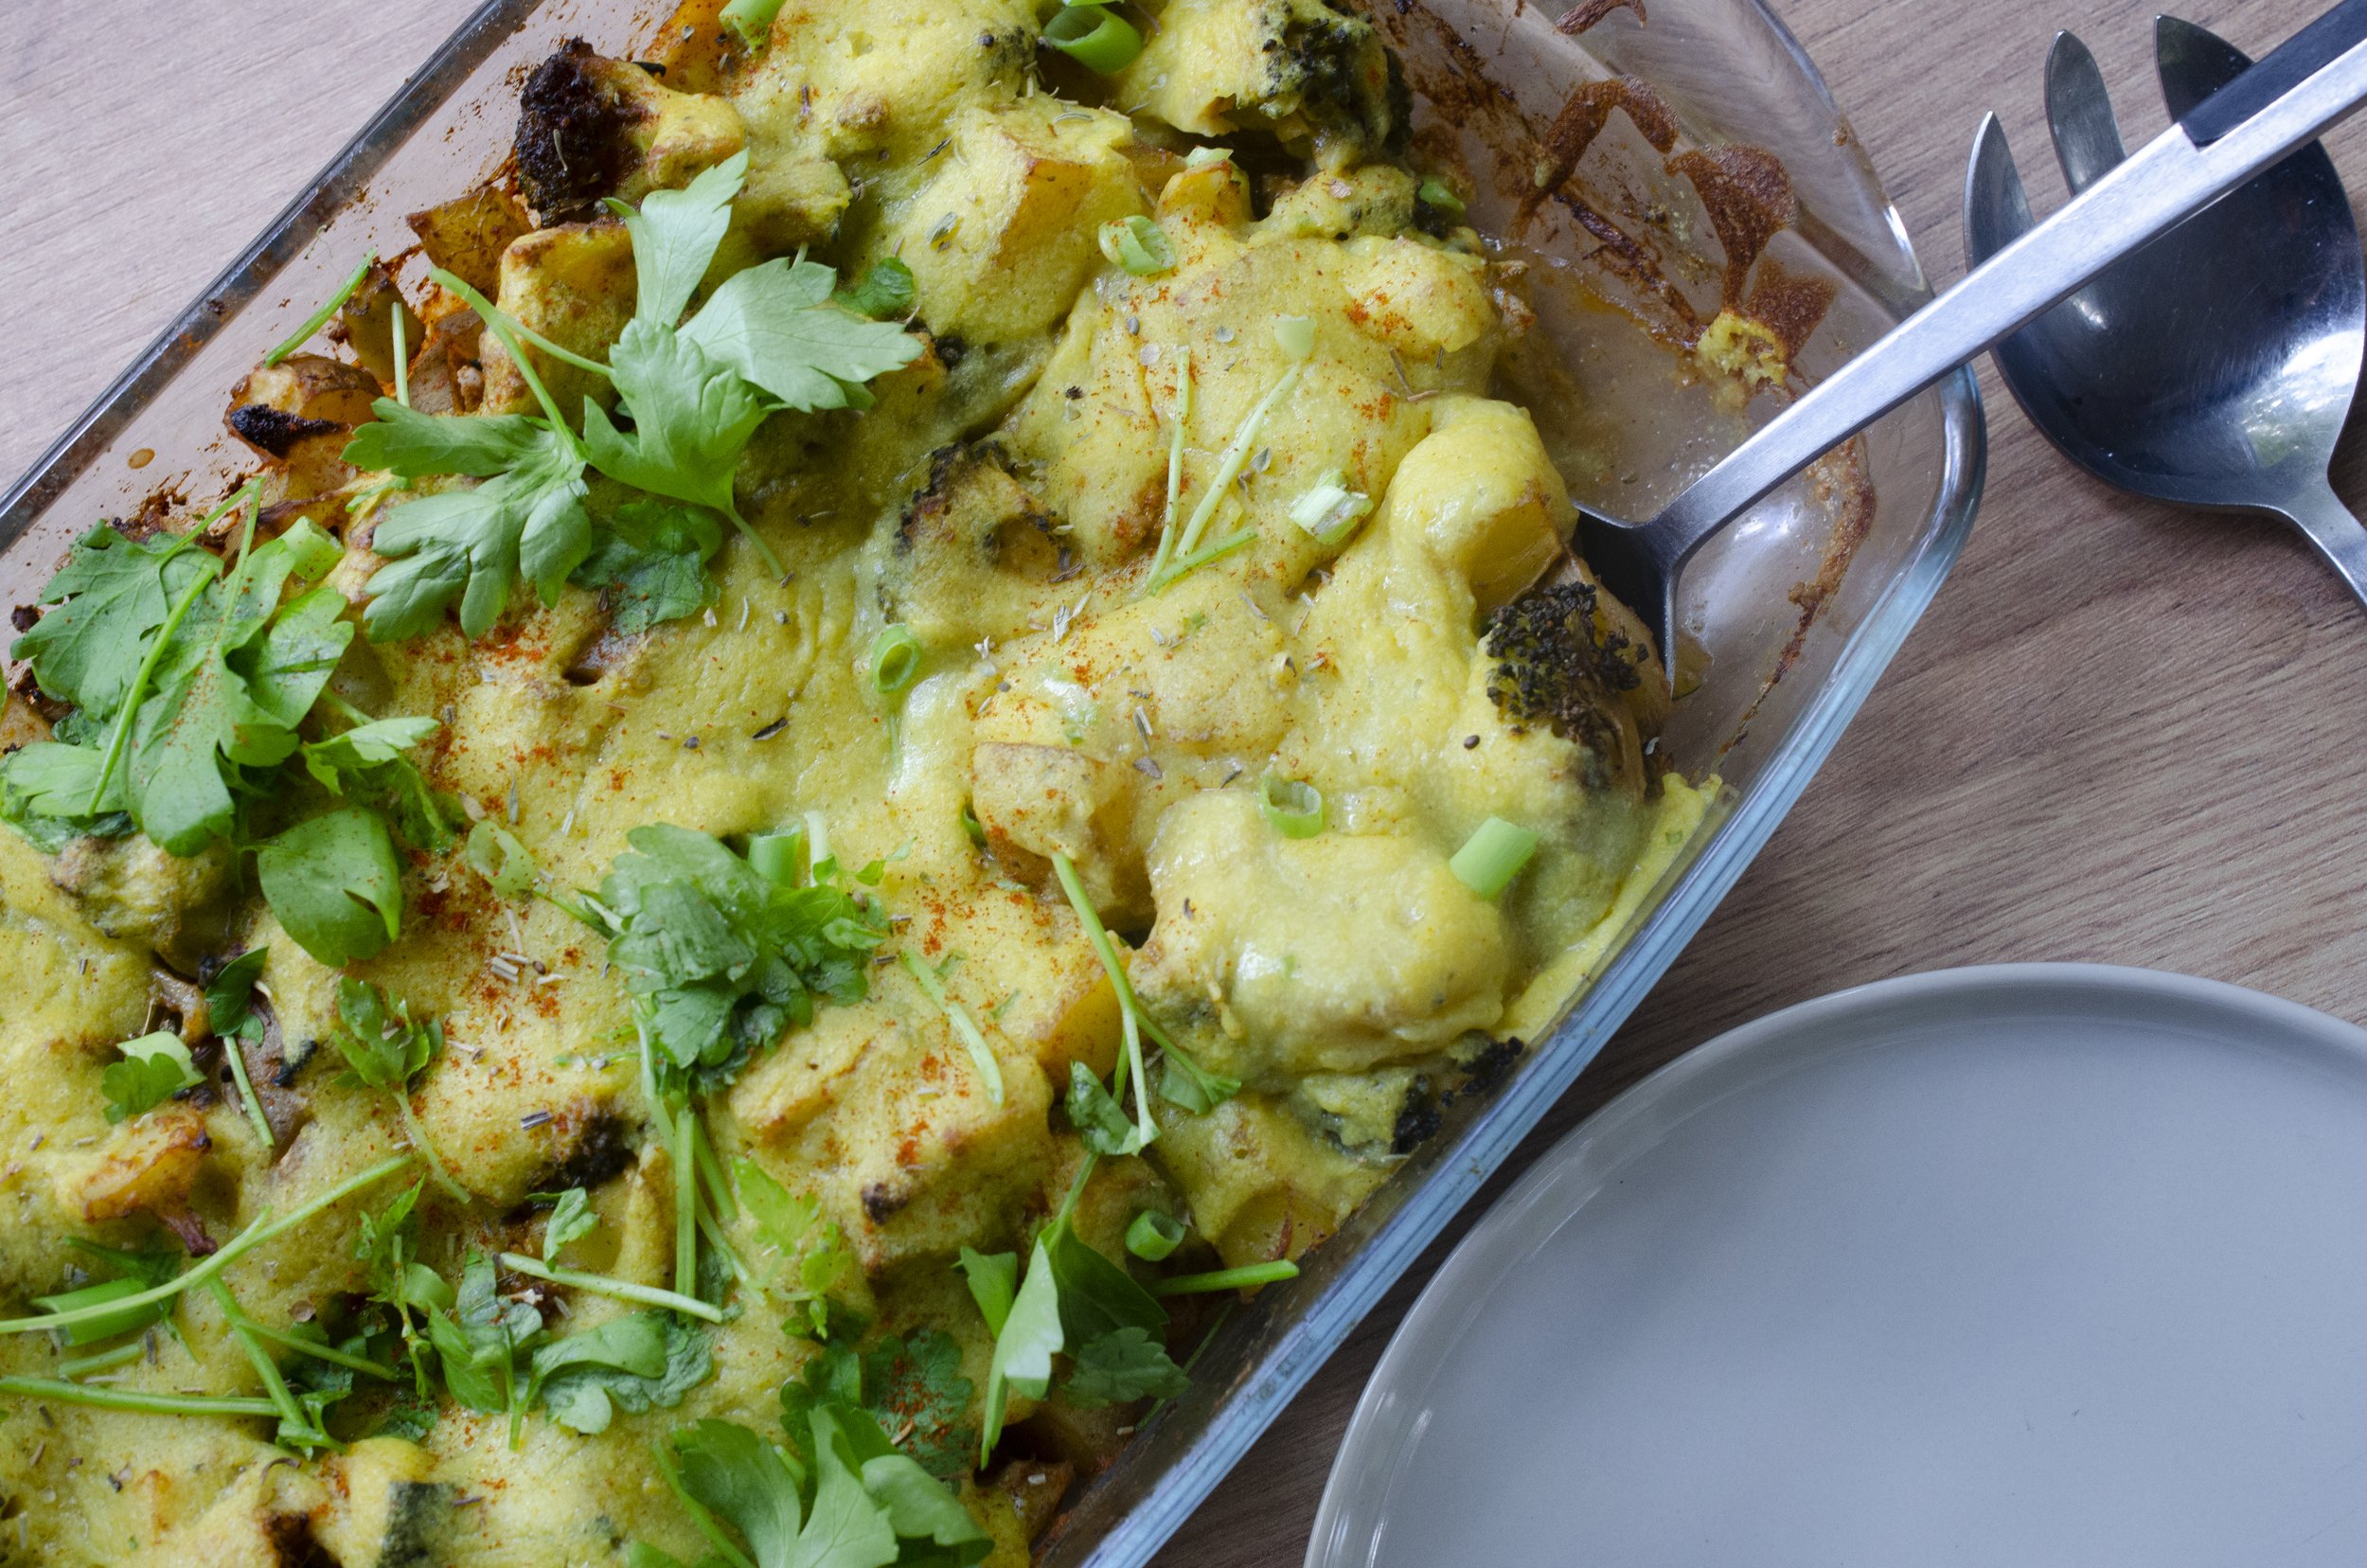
[1640,16,2367,576]
[2276,479,2367,614]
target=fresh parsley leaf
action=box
[583,322,769,521]
[203,948,269,1037]
[333,978,440,1092]
[0,741,128,849]
[570,495,722,634]
[305,713,458,855]
[833,259,915,322]
[355,1182,453,1392]
[100,1031,201,1123]
[529,1310,712,1434]
[596,825,887,1089]
[464,819,538,900]
[427,1251,543,1417]
[737,1158,852,1339]
[256,807,402,965]
[335,979,467,1200]
[667,1403,988,1568]
[954,1249,1012,1342]
[372,1385,439,1441]
[672,1417,810,1565]
[362,430,592,641]
[302,716,439,793]
[1064,1060,1145,1157]
[542,1186,598,1262]
[126,542,353,854]
[978,1237,1063,1464]
[1062,1325,1188,1407]
[345,399,557,478]
[969,1209,1175,1458]
[680,258,924,414]
[776,1332,974,1485]
[611,152,748,329]
[9,525,207,718]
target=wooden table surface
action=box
[6,0,2365,1561]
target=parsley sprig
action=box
[587,824,888,1092]
[354,151,921,642]
[638,1397,990,1568]
[0,492,421,965]
[334,980,467,1201]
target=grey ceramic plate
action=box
[1310,964,2367,1567]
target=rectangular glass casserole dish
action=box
[0,0,1984,1559]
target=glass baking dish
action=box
[0,0,1983,1560]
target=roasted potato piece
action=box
[224,352,382,500]
[892,100,1146,346]
[477,220,635,417]
[406,184,534,295]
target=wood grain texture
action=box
[5,1,2365,1563]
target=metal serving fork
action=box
[1966,19,2367,609]
[1578,0,2367,684]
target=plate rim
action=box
[1303,960,2367,1568]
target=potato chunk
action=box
[478,220,636,418]
[892,100,1145,346]
[1131,791,1509,1081]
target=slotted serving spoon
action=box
[1578,0,2367,683]
[1966,20,2367,608]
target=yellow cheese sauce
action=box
[0,2,1718,1560]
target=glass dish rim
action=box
[0,1,1987,1562]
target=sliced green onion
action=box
[1184,147,1236,169]
[900,951,1006,1106]
[1098,215,1175,277]
[1288,470,1373,546]
[1257,775,1326,838]
[870,624,923,696]
[32,1277,165,1345]
[494,1254,727,1323]
[1126,1210,1186,1261]
[1273,315,1316,361]
[720,0,788,48]
[1042,4,1144,73]
[265,252,375,366]
[1450,816,1539,899]
[0,1153,414,1338]
[749,826,810,889]
[959,800,988,846]
[1149,1259,1299,1296]
[1416,177,1467,216]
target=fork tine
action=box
[2155,15,2253,119]
[2044,31,2127,194]
[1964,113,2035,268]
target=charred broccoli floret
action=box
[1483,579,1649,787]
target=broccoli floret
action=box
[1116,0,1404,170]
[1482,579,1648,786]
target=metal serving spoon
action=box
[1578,0,2367,684]
[1965,19,2367,609]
